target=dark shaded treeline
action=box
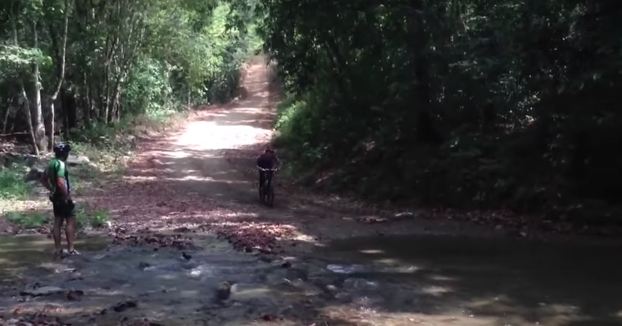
[252,0,622,224]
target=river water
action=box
[0,233,621,325]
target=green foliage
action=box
[89,209,110,228]
[75,208,87,229]
[0,45,48,67]
[3,206,109,230]
[0,0,258,153]
[264,0,622,222]
[274,94,325,165]
[0,165,31,201]
[4,212,49,229]
[124,58,174,116]
[75,207,109,229]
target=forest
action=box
[0,0,256,155]
[2,0,622,226]
[261,0,622,225]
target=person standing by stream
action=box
[39,142,79,256]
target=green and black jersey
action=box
[45,158,71,197]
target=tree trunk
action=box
[407,0,439,144]
[11,13,38,155]
[83,72,92,127]
[31,21,47,152]
[62,89,70,139]
[46,0,70,149]
[48,98,56,148]
[2,101,11,134]
[21,90,38,155]
[62,88,77,135]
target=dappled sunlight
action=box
[360,249,385,255]
[0,198,48,216]
[7,303,107,317]
[373,257,400,265]
[319,303,497,326]
[227,107,268,113]
[163,150,220,159]
[177,119,271,150]
[317,298,607,326]
[429,274,458,282]
[420,285,452,297]
[122,174,220,182]
[213,211,259,220]
[173,104,274,153]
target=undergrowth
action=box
[0,164,32,201]
[4,207,110,230]
[273,91,622,227]
[0,109,187,230]
[69,109,189,173]
[4,212,48,229]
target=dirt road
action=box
[1,59,622,326]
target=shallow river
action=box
[0,233,621,325]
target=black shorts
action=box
[50,196,75,218]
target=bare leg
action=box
[52,216,64,253]
[65,215,76,252]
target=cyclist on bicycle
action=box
[256,146,280,189]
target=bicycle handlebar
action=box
[257,166,278,172]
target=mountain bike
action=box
[257,166,277,207]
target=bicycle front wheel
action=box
[266,186,274,207]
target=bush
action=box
[0,164,31,201]
[4,212,49,229]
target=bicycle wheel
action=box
[258,186,265,203]
[266,186,274,207]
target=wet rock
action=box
[20,286,64,297]
[394,212,416,219]
[261,314,280,321]
[258,255,273,263]
[21,153,91,182]
[326,284,338,292]
[130,318,164,326]
[278,260,292,268]
[112,230,197,250]
[66,290,84,301]
[216,282,232,301]
[1,152,38,168]
[343,278,378,290]
[327,264,366,274]
[189,268,202,277]
[173,226,191,233]
[112,299,138,312]
[284,268,309,282]
[182,252,192,260]
[138,261,151,269]
[66,154,91,166]
[23,167,43,182]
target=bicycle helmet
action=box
[53,142,71,156]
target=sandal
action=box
[67,249,80,256]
